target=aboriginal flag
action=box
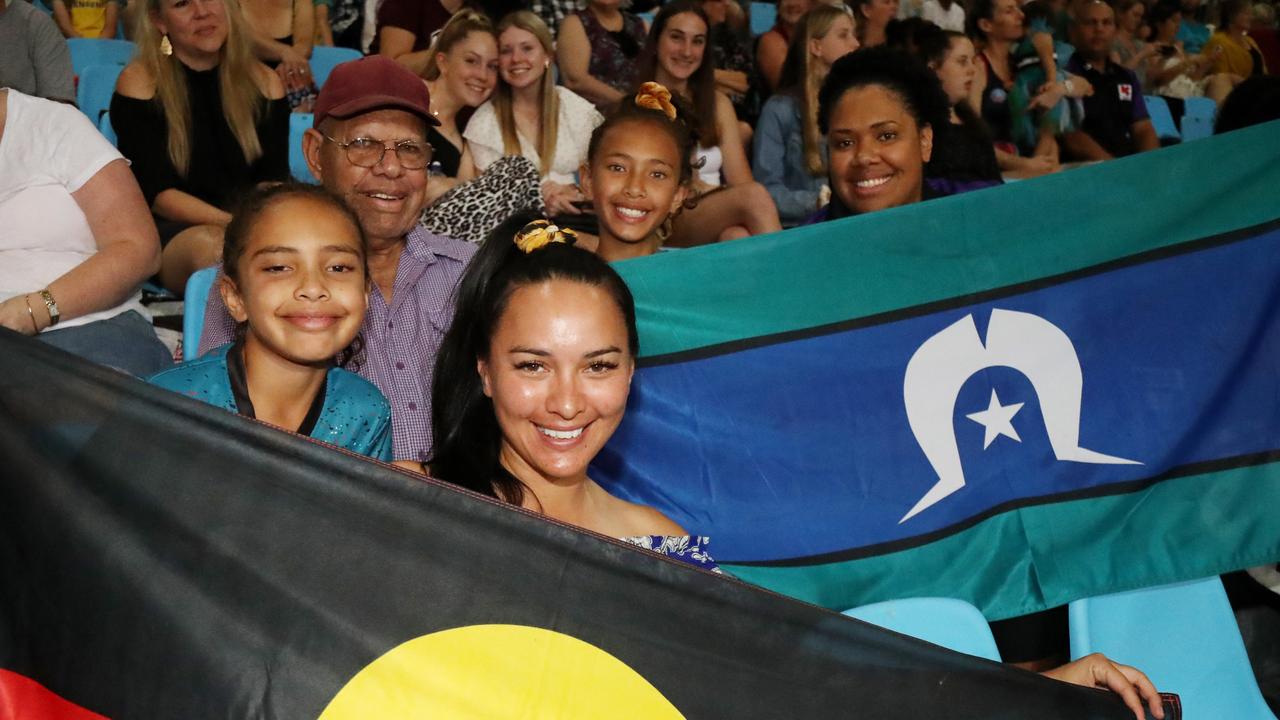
[597,120,1280,620]
[0,330,1175,718]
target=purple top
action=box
[198,226,476,461]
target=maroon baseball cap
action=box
[313,55,439,128]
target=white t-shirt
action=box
[0,90,147,330]
[465,86,604,186]
[921,0,966,32]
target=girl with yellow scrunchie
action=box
[574,83,700,262]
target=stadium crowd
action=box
[2,0,1279,710]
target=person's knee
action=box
[740,183,781,230]
[160,224,226,294]
[191,225,226,266]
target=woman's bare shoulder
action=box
[611,493,687,536]
[116,61,157,99]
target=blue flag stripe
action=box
[639,214,1280,368]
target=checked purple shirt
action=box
[197,227,476,461]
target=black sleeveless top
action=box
[928,121,1002,182]
[979,55,1014,145]
[428,125,462,178]
[109,62,290,209]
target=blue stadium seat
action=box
[98,110,117,145]
[77,62,124,124]
[310,46,361,89]
[67,38,135,77]
[183,267,219,362]
[1069,577,1277,719]
[750,1,777,36]
[290,112,319,183]
[843,598,1002,661]
[1145,95,1181,143]
[1181,97,1217,142]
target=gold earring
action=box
[655,216,673,243]
[160,34,173,56]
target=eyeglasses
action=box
[322,135,433,170]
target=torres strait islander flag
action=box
[0,333,1176,717]
[598,119,1280,621]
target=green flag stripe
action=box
[722,460,1280,620]
[616,121,1280,360]
[638,215,1280,367]
[729,447,1280,567]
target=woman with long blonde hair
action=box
[753,4,859,225]
[464,11,602,217]
[111,0,289,294]
[419,9,498,203]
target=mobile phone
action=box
[1159,44,1177,57]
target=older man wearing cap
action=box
[198,56,476,462]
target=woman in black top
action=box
[967,0,1059,178]
[904,23,1003,193]
[112,0,288,295]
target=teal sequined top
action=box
[150,343,394,462]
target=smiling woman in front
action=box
[411,213,719,570]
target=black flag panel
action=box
[0,331,1174,718]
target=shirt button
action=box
[408,402,417,410]
[396,362,404,370]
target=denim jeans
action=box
[39,311,173,378]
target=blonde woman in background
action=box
[753,4,859,225]
[465,11,603,217]
[421,9,499,203]
[110,0,289,294]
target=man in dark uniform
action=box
[1062,0,1160,160]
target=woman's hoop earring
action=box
[160,34,174,56]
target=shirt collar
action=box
[404,225,471,265]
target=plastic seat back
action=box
[843,597,1002,661]
[77,63,124,124]
[1069,577,1276,719]
[1145,95,1181,143]
[750,1,776,36]
[67,38,135,76]
[290,113,319,183]
[1181,97,1217,142]
[310,46,362,89]
[183,267,219,362]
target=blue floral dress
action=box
[621,536,722,573]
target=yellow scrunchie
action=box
[635,82,677,120]
[514,219,578,254]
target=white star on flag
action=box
[965,389,1024,449]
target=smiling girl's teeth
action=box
[856,176,891,188]
[370,193,398,200]
[539,426,583,440]
[617,207,647,218]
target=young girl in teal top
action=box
[151,184,393,462]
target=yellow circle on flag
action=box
[319,624,685,719]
